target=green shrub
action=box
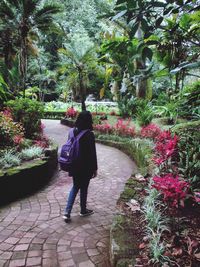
[136,103,154,126]
[7,98,44,139]
[118,95,138,118]
[172,120,200,190]
[179,80,200,120]
[19,146,43,160]
[0,150,21,169]
[153,100,179,124]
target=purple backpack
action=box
[58,128,89,172]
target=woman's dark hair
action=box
[75,111,93,130]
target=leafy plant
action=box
[0,109,24,147]
[0,150,21,169]
[140,123,162,140]
[153,100,179,124]
[179,81,200,120]
[7,98,44,139]
[19,146,43,160]
[136,103,154,126]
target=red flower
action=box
[114,119,135,137]
[65,107,78,119]
[153,131,179,165]
[13,135,24,145]
[141,123,162,139]
[152,174,189,208]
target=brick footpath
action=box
[0,120,136,267]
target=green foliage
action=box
[118,95,138,118]
[143,183,169,265]
[0,150,21,169]
[0,0,61,95]
[178,81,200,120]
[153,100,179,124]
[173,121,200,190]
[0,74,9,104]
[44,101,119,115]
[136,100,154,126]
[20,146,43,160]
[7,99,44,139]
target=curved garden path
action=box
[0,119,136,267]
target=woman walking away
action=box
[63,111,98,222]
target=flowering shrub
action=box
[7,98,44,139]
[114,119,135,137]
[65,107,78,119]
[153,130,179,166]
[34,135,50,148]
[140,123,162,140]
[152,174,189,208]
[0,110,24,147]
[94,119,136,137]
[94,123,114,134]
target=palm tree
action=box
[59,40,96,111]
[0,0,60,97]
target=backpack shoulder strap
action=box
[68,128,75,139]
[76,129,90,141]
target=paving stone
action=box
[79,260,95,267]
[26,257,42,266]
[9,259,26,267]
[0,260,7,267]
[11,251,27,259]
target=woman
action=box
[63,111,98,222]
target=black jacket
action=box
[69,128,98,178]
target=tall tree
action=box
[58,32,97,110]
[0,0,60,96]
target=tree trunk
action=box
[78,68,86,111]
[19,36,27,98]
[135,25,147,98]
[19,21,28,98]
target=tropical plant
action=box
[0,109,24,147]
[0,74,9,104]
[0,150,21,169]
[20,146,43,160]
[136,100,154,126]
[0,0,60,96]
[7,98,44,139]
[58,32,97,110]
[178,81,200,120]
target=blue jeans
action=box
[64,176,90,215]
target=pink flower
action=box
[65,107,78,119]
[152,174,189,208]
[114,119,135,137]
[141,123,162,139]
[153,131,179,165]
[13,135,24,145]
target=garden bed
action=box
[96,135,151,266]
[0,143,58,206]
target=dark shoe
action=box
[63,214,71,223]
[80,209,94,217]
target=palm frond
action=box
[23,0,40,18]
[34,4,61,21]
[0,0,16,20]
